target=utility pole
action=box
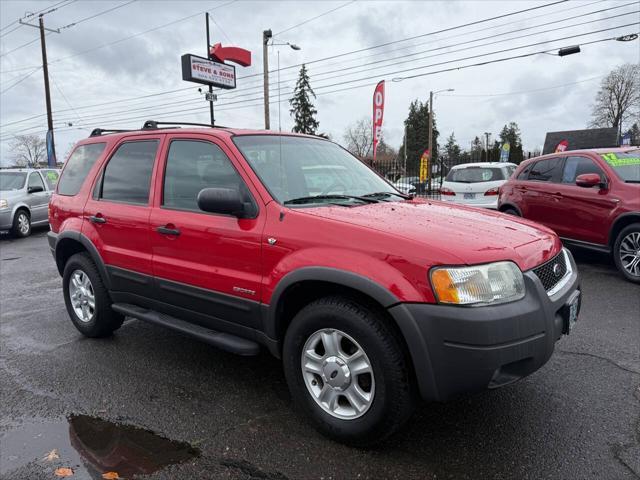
[20,15,59,166]
[263,29,272,130]
[427,90,433,194]
[205,13,215,126]
[484,131,491,162]
[403,124,407,174]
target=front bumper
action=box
[389,249,580,402]
[0,209,13,230]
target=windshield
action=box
[0,172,27,191]
[446,167,505,183]
[601,151,640,182]
[233,135,395,205]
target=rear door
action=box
[26,171,49,223]
[82,137,162,297]
[520,157,564,230]
[149,134,265,330]
[553,155,613,244]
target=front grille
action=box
[533,251,568,292]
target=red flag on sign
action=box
[372,81,385,162]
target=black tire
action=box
[11,209,31,238]
[282,295,415,446]
[502,207,520,216]
[62,252,124,337]
[613,223,640,283]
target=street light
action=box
[427,88,454,193]
[262,29,301,130]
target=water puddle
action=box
[1,415,200,478]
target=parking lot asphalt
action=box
[1,229,639,480]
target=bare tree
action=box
[9,135,47,167]
[343,118,373,159]
[589,63,640,132]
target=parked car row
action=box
[0,168,60,237]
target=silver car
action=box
[0,168,60,237]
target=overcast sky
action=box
[1,0,639,164]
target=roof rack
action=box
[89,128,133,137]
[142,120,222,130]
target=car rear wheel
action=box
[282,295,415,446]
[11,210,31,238]
[503,207,520,216]
[63,253,124,337]
[613,223,640,283]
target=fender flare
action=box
[54,231,111,289]
[498,202,522,216]
[609,212,640,246]
[264,266,400,339]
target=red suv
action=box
[498,148,640,283]
[49,121,581,445]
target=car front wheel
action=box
[11,210,31,237]
[614,223,640,283]
[282,296,415,446]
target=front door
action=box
[553,155,614,245]
[82,137,162,296]
[26,172,49,224]
[149,135,265,330]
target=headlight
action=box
[0,199,8,210]
[430,261,525,306]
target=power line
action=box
[0,67,42,95]
[273,0,357,37]
[439,75,605,97]
[60,0,138,30]
[1,0,612,127]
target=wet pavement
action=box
[1,229,639,479]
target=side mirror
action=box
[27,185,44,194]
[197,187,245,217]
[575,173,604,188]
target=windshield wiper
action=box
[284,194,379,205]
[362,191,412,200]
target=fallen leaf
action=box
[55,467,74,477]
[102,472,121,479]
[43,449,59,461]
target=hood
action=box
[296,199,561,271]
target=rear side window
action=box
[528,158,563,182]
[100,141,158,205]
[163,140,247,212]
[42,170,60,190]
[445,167,504,183]
[57,143,106,196]
[562,156,604,183]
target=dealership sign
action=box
[181,54,236,89]
[372,80,385,162]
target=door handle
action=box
[156,225,180,236]
[88,214,106,224]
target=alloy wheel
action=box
[17,213,29,235]
[69,270,96,322]
[301,328,375,420]
[619,231,640,277]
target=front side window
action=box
[446,167,504,183]
[0,172,27,191]
[601,151,640,183]
[562,156,604,184]
[233,135,393,205]
[528,158,563,182]
[28,172,45,191]
[58,143,106,196]
[163,140,247,212]
[100,141,158,204]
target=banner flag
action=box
[419,149,429,182]
[372,80,385,162]
[499,142,510,162]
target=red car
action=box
[49,121,581,445]
[498,148,640,283]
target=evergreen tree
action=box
[498,122,524,164]
[444,132,461,166]
[397,99,439,174]
[624,122,640,145]
[470,136,483,162]
[289,64,319,135]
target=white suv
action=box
[440,162,516,209]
